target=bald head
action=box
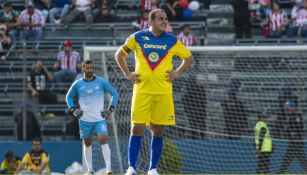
[149,9,167,23]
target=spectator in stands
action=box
[15,138,50,174]
[14,102,41,141]
[182,74,207,138]
[26,0,50,21]
[262,1,288,38]
[141,0,160,12]
[164,0,183,21]
[0,25,12,62]
[93,0,116,22]
[177,24,198,46]
[290,0,302,24]
[19,2,45,49]
[288,0,307,38]
[62,0,95,28]
[231,0,252,39]
[0,150,22,174]
[275,82,298,138]
[254,114,272,174]
[132,10,149,30]
[48,0,70,25]
[53,40,81,92]
[27,59,57,104]
[221,80,248,139]
[260,0,272,18]
[277,100,307,173]
[0,1,21,48]
[249,0,261,22]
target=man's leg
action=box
[149,125,165,170]
[79,120,94,173]
[83,137,93,173]
[128,124,145,170]
[34,28,43,49]
[96,120,112,173]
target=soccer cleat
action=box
[106,170,112,174]
[124,167,137,175]
[147,168,159,175]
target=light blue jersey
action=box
[66,76,119,122]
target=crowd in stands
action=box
[233,0,307,39]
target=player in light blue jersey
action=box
[66,59,119,175]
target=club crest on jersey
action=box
[142,36,150,40]
[86,88,93,93]
[94,84,99,89]
[148,52,159,62]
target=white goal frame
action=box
[84,45,307,174]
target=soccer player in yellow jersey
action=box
[15,138,50,174]
[115,8,193,175]
[0,150,21,174]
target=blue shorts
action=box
[79,120,108,139]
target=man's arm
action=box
[66,82,77,110]
[27,81,38,96]
[15,162,26,174]
[43,66,53,82]
[166,55,193,82]
[114,45,140,83]
[104,81,119,108]
[38,153,48,174]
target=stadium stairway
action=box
[206,0,234,45]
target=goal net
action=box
[84,46,307,174]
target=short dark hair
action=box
[182,24,190,30]
[4,150,14,159]
[36,58,44,63]
[82,59,92,67]
[149,9,165,22]
[32,137,42,143]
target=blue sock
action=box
[149,136,163,170]
[128,136,142,170]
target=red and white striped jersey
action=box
[139,18,149,29]
[57,51,81,73]
[19,9,45,30]
[268,11,287,31]
[177,32,194,46]
[141,0,158,11]
[295,8,307,28]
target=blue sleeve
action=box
[66,81,78,109]
[103,80,119,108]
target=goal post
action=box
[84,45,307,174]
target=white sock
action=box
[101,144,111,171]
[83,144,93,172]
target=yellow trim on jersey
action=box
[0,159,21,174]
[22,152,50,172]
[120,46,129,55]
[124,34,192,94]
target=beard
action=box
[85,72,93,78]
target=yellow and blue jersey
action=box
[0,157,21,174]
[123,29,192,94]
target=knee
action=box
[83,140,92,147]
[150,125,165,136]
[151,129,164,136]
[131,125,145,136]
[98,135,108,145]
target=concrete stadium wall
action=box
[0,139,306,173]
